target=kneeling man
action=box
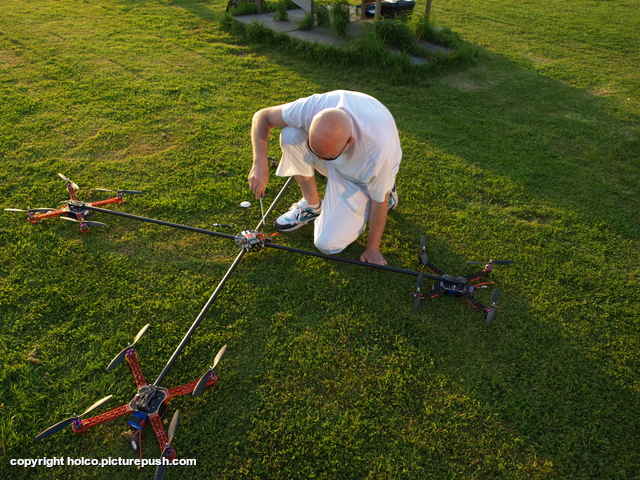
[249,90,402,266]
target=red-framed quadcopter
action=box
[4,173,140,233]
[35,321,227,480]
[413,235,514,324]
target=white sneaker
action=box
[274,199,322,232]
[388,183,398,212]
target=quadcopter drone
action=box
[35,322,227,480]
[413,235,513,324]
[30,172,513,478]
[4,173,140,233]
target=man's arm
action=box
[249,105,288,199]
[359,193,389,266]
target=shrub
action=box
[274,0,289,21]
[228,0,281,16]
[349,28,395,67]
[295,12,314,30]
[227,0,257,15]
[374,19,420,55]
[409,15,462,49]
[315,4,330,27]
[331,0,351,38]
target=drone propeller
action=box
[60,217,107,227]
[95,188,142,195]
[418,235,428,266]
[486,288,499,324]
[34,395,113,440]
[4,207,55,213]
[466,259,514,265]
[192,344,227,397]
[412,273,423,310]
[57,173,79,191]
[106,324,150,371]
[154,410,180,480]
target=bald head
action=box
[308,108,353,160]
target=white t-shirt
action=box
[281,90,402,203]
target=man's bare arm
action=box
[359,193,389,266]
[249,105,288,199]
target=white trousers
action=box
[276,126,371,254]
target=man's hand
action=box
[248,163,269,199]
[360,194,389,266]
[360,248,387,266]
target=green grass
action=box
[1,0,639,479]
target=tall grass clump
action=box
[227,1,258,15]
[274,0,289,21]
[331,0,351,38]
[374,18,422,56]
[315,3,331,27]
[409,14,464,49]
[297,2,330,30]
[228,0,281,16]
[349,26,397,66]
[245,18,290,44]
[295,12,314,30]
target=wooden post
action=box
[425,0,433,21]
[310,0,314,29]
[360,0,367,20]
[374,0,381,20]
[257,0,263,13]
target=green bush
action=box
[228,1,258,16]
[315,3,330,27]
[295,12,314,30]
[409,15,462,49]
[274,0,289,21]
[349,28,396,67]
[330,0,351,38]
[228,0,281,16]
[374,19,420,55]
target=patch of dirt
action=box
[439,65,509,92]
[0,49,21,69]
[521,53,554,64]
[591,88,615,97]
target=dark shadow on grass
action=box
[200,33,640,477]
[118,0,220,23]
[244,225,640,477]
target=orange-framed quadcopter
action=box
[4,173,140,233]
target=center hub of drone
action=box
[235,230,268,252]
[442,274,467,284]
[129,385,168,415]
[67,200,85,209]
[438,275,469,296]
[66,200,90,217]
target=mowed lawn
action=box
[0,0,638,479]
